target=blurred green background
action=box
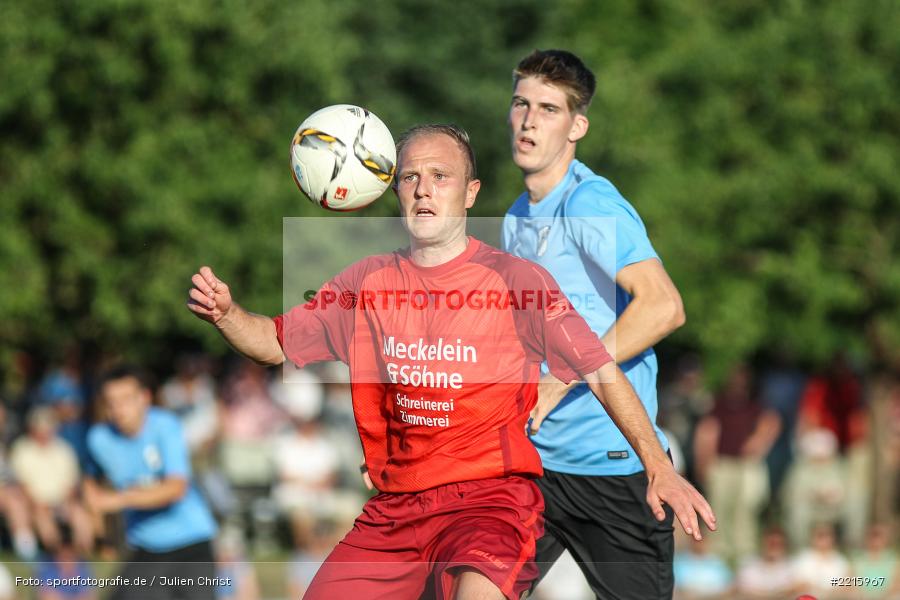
[2,0,899,381]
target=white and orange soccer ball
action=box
[290,104,396,211]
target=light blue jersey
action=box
[87,407,217,552]
[502,159,668,475]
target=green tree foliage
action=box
[1,0,897,377]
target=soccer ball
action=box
[290,104,396,211]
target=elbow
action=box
[670,301,686,331]
[661,295,686,334]
[170,478,189,501]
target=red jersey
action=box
[274,237,611,492]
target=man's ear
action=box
[569,114,589,143]
[465,178,481,209]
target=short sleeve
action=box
[505,259,613,383]
[276,261,365,368]
[158,412,191,479]
[565,181,658,276]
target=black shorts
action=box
[109,540,216,600]
[533,469,674,600]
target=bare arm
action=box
[585,361,716,540]
[84,476,189,513]
[601,258,685,363]
[187,266,285,366]
[529,258,684,430]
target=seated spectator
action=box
[218,360,285,489]
[160,354,219,468]
[851,523,899,599]
[791,522,850,599]
[783,428,846,547]
[0,402,37,559]
[36,524,97,600]
[736,526,795,599]
[673,530,733,599]
[272,409,363,547]
[9,407,92,554]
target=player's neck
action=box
[409,235,470,268]
[524,158,574,204]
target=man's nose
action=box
[522,108,535,130]
[414,176,431,198]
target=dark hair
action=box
[97,364,153,392]
[395,124,477,181]
[513,49,596,114]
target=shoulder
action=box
[145,407,181,433]
[566,177,640,217]
[472,242,557,287]
[87,421,114,451]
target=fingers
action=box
[646,491,666,523]
[674,502,702,541]
[694,491,717,531]
[189,287,216,310]
[192,272,215,298]
[199,266,219,292]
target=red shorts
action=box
[303,476,544,600]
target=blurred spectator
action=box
[759,356,807,499]
[218,360,285,489]
[782,429,845,547]
[657,355,712,482]
[851,523,899,599]
[84,365,218,600]
[0,402,37,559]
[272,409,362,548]
[35,524,97,600]
[270,363,324,422]
[673,531,733,599]
[160,354,219,468]
[36,354,91,472]
[9,407,93,554]
[735,526,795,599]
[791,522,849,599]
[693,365,781,561]
[798,352,871,546]
[214,527,261,600]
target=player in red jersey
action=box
[187,124,709,599]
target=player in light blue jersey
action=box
[84,365,217,600]
[503,50,716,599]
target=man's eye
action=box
[434,173,446,180]
[403,174,417,183]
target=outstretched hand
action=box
[187,266,233,325]
[646,466,716,541]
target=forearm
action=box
[601,294,684,363]
[216,304,285,366]
[117,478,188,510]
[585,362,671,475]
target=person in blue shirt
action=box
[84,365,218,600]
[502,50,716,599]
